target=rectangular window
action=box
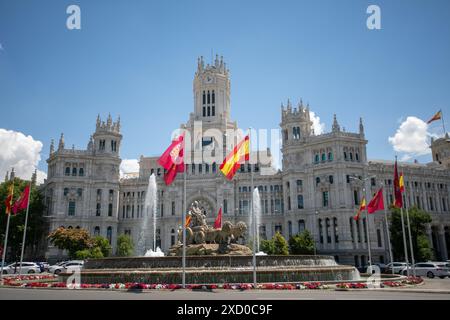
[108,203,113,217]
[323,191,329,207]
[288,196,291,210]
[97,189,102,201]
[172,201,175,216]
[109,189,114,201]
[68,201,76,216]
[160,203,164,217]
[354,190,360,206]
[377,229,382,247]
[96,203,101,216]
[297,195,304,209]
[223,199,228,214]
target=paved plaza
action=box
[1,278,449,300]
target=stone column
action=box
[426,224,434,251]
[439,225,448,261]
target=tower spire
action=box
[359,117,365,136]
[58,133,65,150]
[332,114,340,132]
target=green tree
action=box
[0,178,46,261]
[272,232,289,255]
[116,234,134,257]
[289,230,315,255]
[390,206,433,262]
[260,238,275,255]
[93,236,111,257]
[48,227,93,259]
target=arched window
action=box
[355,153,359,161]
[344,152,348,160]
[212,90,215,104]
[72,167,77,176]
[94,226,100,236]
[79,168,84,176]
[314,154,319,163]
[350,152,353,161]
[328,152,333,161]
[298,219,305,233]
[64,188,69,196]
[212,163,217,173]
[205,163,209,173]
[65,167,70,176]
[107,227,112,244]
[318,219,323,243]
[333,217,339,243]
[321,153,326,162]
[76,226,80,229]
[207,91,210,104]
[326,218,331,243]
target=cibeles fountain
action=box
[74,183,359,285]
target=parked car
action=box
[48,261,68,274]
[50,260,84,274]
[4,262,41,274]
[401,262,450,278]
[385,262,410,274]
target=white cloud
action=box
[388,116,434,160]
[310,111,325,135]
[120,159,140,177]
[0,129,47,184]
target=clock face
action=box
[204,75,213,84]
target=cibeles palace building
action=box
[43,56,450,265]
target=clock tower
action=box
[193,55,231,125]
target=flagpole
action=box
[249,127,257,288]
[381,184,394,272]
[0,214,11,283]
[363,184,372,268]
[18,180,32,275]
[182,167,187,288]
[403,173,416,276]
[441,109,446,135]
[397,160,410,277]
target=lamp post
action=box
[350,174,377,269]
[313,210,318,256]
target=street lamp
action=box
[350,174,376,269]
[313,210,318,256]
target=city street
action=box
[1,278,449,300]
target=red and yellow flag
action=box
[353,197,366,221]
[219,135,250,180]
[399,173,405,193]
[4,184,14,215]
[393,159,403,208]
[426,110,442,124]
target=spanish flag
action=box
[399,173,405,193]
[219,135,250,180]
[427,110,442,124]
[4,184,14,215]
[353,197,366,221]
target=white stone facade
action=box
[43,57,450,266]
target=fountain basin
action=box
[67,255,359,285]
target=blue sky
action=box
[0,0,449,179]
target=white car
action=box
[401,262,450,278]
[47,261,67,274]
[50,260,84,274]
[385,262,410,274]
[5,262,41,274]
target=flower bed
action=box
[1,276,422,291]
[335,276,423,289]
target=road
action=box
[0,278,449,300]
